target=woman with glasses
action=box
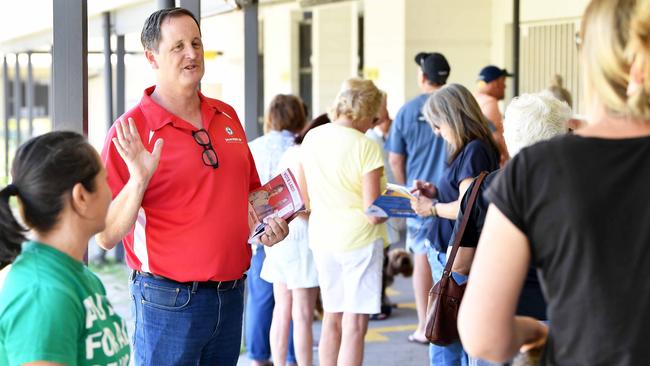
[0,131,131,365]
[410,83,500,366]
[299,78,388,366]
[458,0,650,364]
[246,94,306,366]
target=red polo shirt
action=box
[101,86,261,282]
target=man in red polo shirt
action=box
[96,8,289,366]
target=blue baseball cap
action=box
[478,65,513,83]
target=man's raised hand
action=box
[112,117,164,185]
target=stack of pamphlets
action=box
[365,183,418,218]
[248,169,305,243]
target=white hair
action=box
[503,91,572,156]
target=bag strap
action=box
[442,171,488,278]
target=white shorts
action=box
[261,217,319,289]
[313,239,384,314]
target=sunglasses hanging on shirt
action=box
[192,129,219,169]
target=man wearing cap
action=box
[385,52,449,347]
[476,65,512,164]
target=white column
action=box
[312,1,359,116]
[262,3,301,109]
[201,12,246,121]
[363,0,407,115]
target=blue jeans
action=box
[130,272,245,366]
[427,246,469,366]
[406,217,432,254]
[469,357,510,366]
[245,246,296,363]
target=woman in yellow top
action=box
[298,78,388,366]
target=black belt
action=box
[133,270,246,291]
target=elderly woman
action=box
[298,78,388,366]
[449,92,572,366]
[458,0,650,364]
[0,131,130,365]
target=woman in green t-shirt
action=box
[0,131,131,366]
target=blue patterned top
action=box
[248,130,297,184]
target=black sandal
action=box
[369,304,392,320]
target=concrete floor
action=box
[92,237,430,366]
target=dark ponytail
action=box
[0,131,101,268]
[0,184,25,268]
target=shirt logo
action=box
[223,126,243,143]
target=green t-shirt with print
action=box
[0,241,130,366]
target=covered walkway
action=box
[90,236,430,365]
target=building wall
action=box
[363,0,407,115]
[490,0,590,64]
[201,11,246,122]
[491,0,590,110]
[261,2,301,110]
[312,1,359,117]
[0,0,599,157]
[364,0,491,116]
[405,0,492,100]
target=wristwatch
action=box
[430,200,439,217]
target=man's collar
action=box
[139,85,224,130]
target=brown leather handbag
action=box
[425,171,488,346]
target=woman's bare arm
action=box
[363,167,388,225]
[458,204,547,362]
[411,178,472,219]
[450,247,476,275]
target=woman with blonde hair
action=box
[458,0,650,364]
[299,78,388,366]
[410,83,500,365]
